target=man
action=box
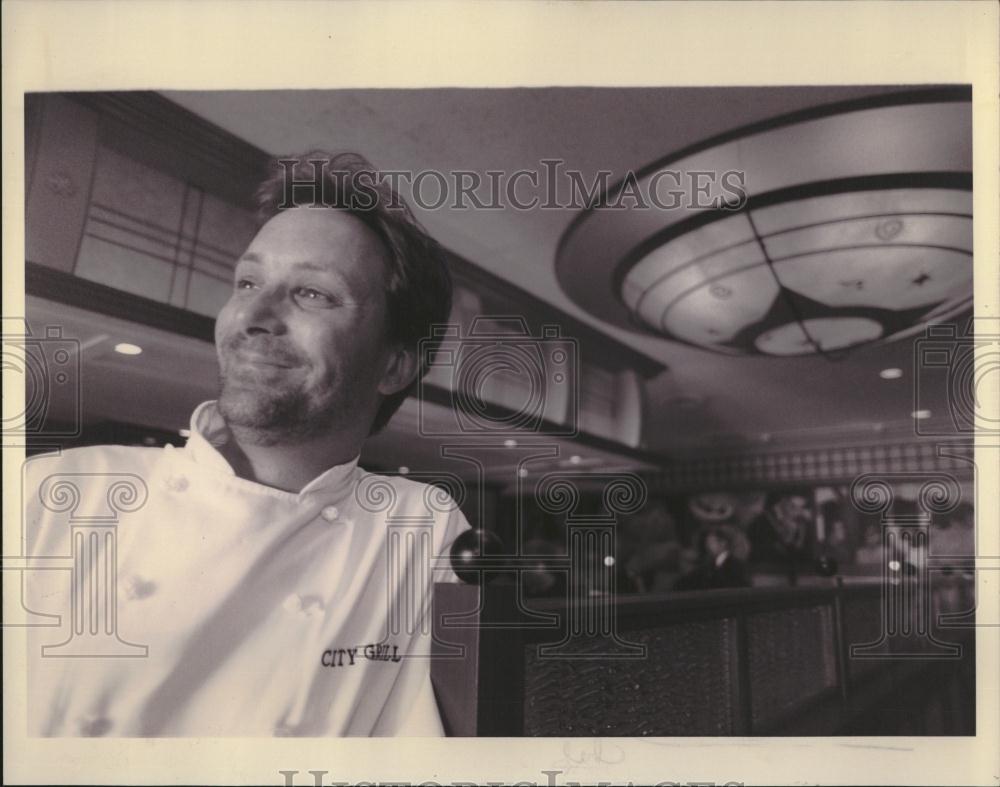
[618,499,683,593]
[23,153,470,736]
[672,525,751,592]
[747,490,816,581]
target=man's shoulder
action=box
[22,444,169,486]
[21,445,169,552]
[356,469,459,501]
[354,469,467,521]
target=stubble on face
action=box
[214,207,391,446]
[217,362,337,445]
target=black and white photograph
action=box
[3,2,998,786]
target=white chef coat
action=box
[23,401,470,737]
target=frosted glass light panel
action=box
[74,145,258,317]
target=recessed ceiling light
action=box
[569,455,582,465]
[517,467,529,478]
[912,409,932,420]
[398,466,410,475]
[503,439,517,448]
[114,342,143,356]
[880,368,903,380]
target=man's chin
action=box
[217,388,304,432]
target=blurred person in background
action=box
[673,524,751,592]
[748,490,816,583]
[618,499,686,593]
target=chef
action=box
[24,152,469,736]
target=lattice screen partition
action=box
[648,440,974,493]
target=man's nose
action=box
[237,286,289,335]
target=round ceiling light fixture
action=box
[555,88,972,357]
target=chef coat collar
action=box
[185,401,361,499]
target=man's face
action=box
[215,207,402,442]
[773,495,812,541]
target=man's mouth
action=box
[232,351,295,369]
[222,345,301,376]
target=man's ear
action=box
[377,345,419,396]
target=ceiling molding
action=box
[64,91,271,211]
[26,261,216,343]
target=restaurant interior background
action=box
[18,85,978,735]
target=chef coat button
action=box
[123,574,156,601]
[77,715,112,736]
[165,474,188,493]
[321,505,339,522]
[282,593,303,613]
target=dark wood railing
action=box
[431,576,975,736]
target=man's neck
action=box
[220,427,361,493]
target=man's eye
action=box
[293,287,336,306]
[235,278,258,290]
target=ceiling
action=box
[161,86,967,455]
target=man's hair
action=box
[705,526,733,548]
[255,151,453,434]
[766,489,813,511]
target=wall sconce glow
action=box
[114,342,143,356]
[178,428,191,438]
[503,439,518,448]
[397,466,410,475]
[880,368,903,380]
[518,467,529,478]
[569,455,582,465]
[912,409,932,420]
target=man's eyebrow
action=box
[234,253,363,292]
[236,253,343,276]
